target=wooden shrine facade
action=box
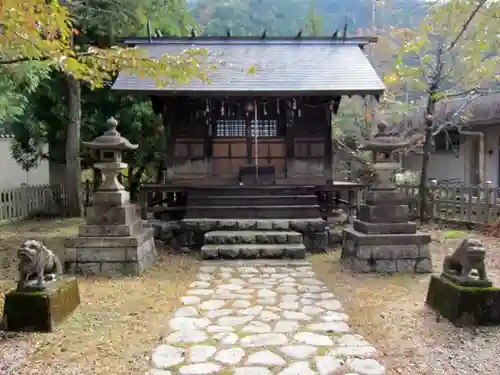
[151,95,340,185]
[112,36,386,187]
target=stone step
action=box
[189,195,318,206]
[181,218,326,233]
[204,230,302,245]
[185,205,321,219]
[201,243,306,259]
[187,186,316,197]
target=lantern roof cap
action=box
[363,121,410,152]
[82,117,138,150]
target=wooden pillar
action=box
[245,102,253,165]
[204,99,213,175]
[285,99,295,178]
[324,102,333,184]
[164,100,175,183]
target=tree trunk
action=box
[418,94,437,223]
[65,75,83,217]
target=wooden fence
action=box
[0,185,68,223]
[397,182,499,226]
[1,182,499,227]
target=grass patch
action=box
[443,229,468,239]
[0,218,199,375]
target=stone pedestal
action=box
[426,275,500,326]
[2,278,80,332]
[341,188,432,273]
[65,202,157,276]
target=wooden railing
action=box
[396,182,500,226]
[0,180,481,227]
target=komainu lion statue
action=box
[442,238,488,283]
[17,240,63,291]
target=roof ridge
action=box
[122,36,378,46]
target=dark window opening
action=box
[214,119,278,137]
[433,131,460,152]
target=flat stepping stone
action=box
[152,345,185,369]
[166,330,207,344]
[278,361,315,375]
[240,333,288,347]
[307,322,350,333]
[199,300,226,310]
[179,363,221,375]
[215,348,245,365]
[294,332,334,346]
[175,307,199,317]
[144,261,384,374]
[246,350,286,366]
[348,358,385,374]
[234,367,272,375]
[189,345,217,363]
[315,356,344,375]
[279,345,317,360]
[146,370,172,375]
[169,317,211,331]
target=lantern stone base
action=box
[65,227,157,275]
[341,227,432,273]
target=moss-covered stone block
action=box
[2,277,80,332]
[426,275,500,326]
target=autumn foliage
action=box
[0,0,209,87]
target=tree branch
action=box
[447,0,488,52]
[0,56,49,65]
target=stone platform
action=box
[145,260,385,375]
[342,227,432,273]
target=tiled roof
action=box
[391,92,500,134]
[112,37,385,96]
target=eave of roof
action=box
[120,36,379,46]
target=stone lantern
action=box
[365,121,409,191]
[65,117,156,276]
[82,117,138,205]
[341,121,432,274]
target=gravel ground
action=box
[312,226,500,375]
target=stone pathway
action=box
[146,260,385,375]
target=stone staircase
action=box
[185,186,321,219]
[201,230,306,259]
[184,186,321,260]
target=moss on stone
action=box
[317,347,329,356]
[426,275,500,326]
[2,277,80,332]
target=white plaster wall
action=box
[403,148,467,183]
[403,126,500,186]
[483,126,500,186]
[0,138,50,189]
